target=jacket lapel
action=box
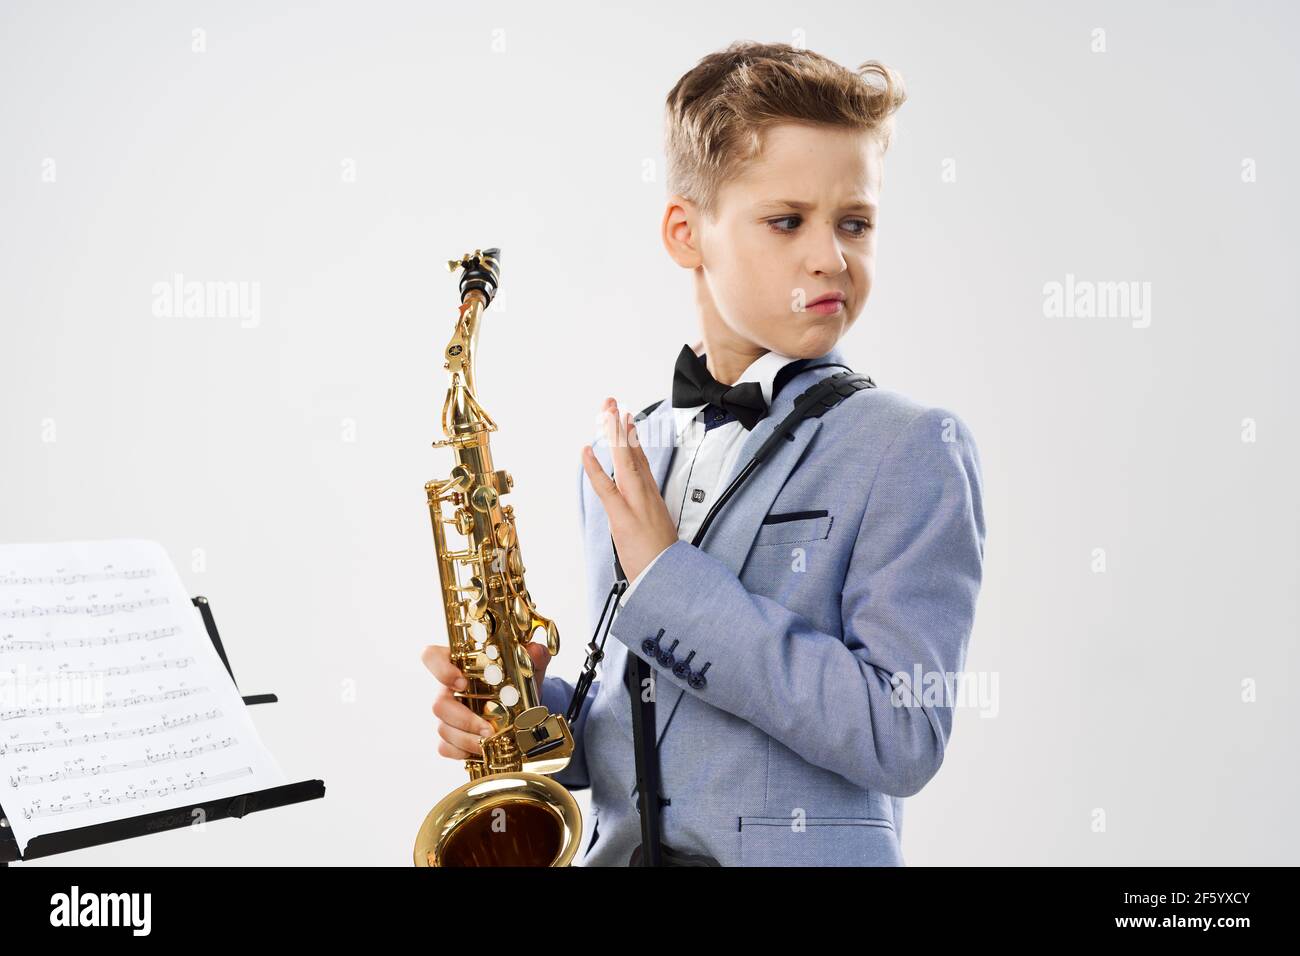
[592,345,850,748]
[684,342,849,576]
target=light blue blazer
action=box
[541,344,986,866]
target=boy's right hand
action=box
[421,643,555,761]
[423,644,496,760]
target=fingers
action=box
[426,644,491,761]
[421,644,468,691]
[580,443,615,495]
[433,683,494,759]
[524,642,551,684]
[623,408,654,476]
[603,401,645,501]
[613,401,654,489]
[436,723,485,761]
[582,442,629,527]
[437,740,477,760]
[584,396,655,521]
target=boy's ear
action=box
[661,193,703,269]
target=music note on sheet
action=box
[0,539,287,854]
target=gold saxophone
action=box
[414,248,583,867]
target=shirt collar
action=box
[671,345,801,438]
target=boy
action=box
[425,41,986,866]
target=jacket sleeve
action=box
[609,407,987,797]
[536,456,605,791]
[540,675,596,791]
[618,548,665,607]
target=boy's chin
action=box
[764,328,844,359]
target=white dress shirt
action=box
[615,345,802,608]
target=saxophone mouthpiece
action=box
[448,247,502,308]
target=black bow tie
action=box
[672,345,769,430]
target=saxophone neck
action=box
[446,293,484,396]
[440,246,502,442]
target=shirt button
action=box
[691,488,706,503]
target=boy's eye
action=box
[766,215,874,236]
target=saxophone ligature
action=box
[414,247,583,867]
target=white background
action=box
[2,0,1296,865]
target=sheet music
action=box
[0,539,287,854]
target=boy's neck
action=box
[695,336,767,386]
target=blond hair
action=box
[664,41,907,218]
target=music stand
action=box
[0,596,326,865]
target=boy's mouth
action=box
[805,297,845,315]
[806,291,847,317]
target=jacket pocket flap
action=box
[753,512,833,546]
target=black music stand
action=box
[0,596,326,865]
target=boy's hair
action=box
[664,41,907,219]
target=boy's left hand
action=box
[581,396,679,584]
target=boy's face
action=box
[668,121,884,362]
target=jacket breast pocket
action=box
[738,815,901,866]
[753,510,833,546]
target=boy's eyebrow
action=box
[756,198,878,213]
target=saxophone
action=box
[414,248,583,867]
